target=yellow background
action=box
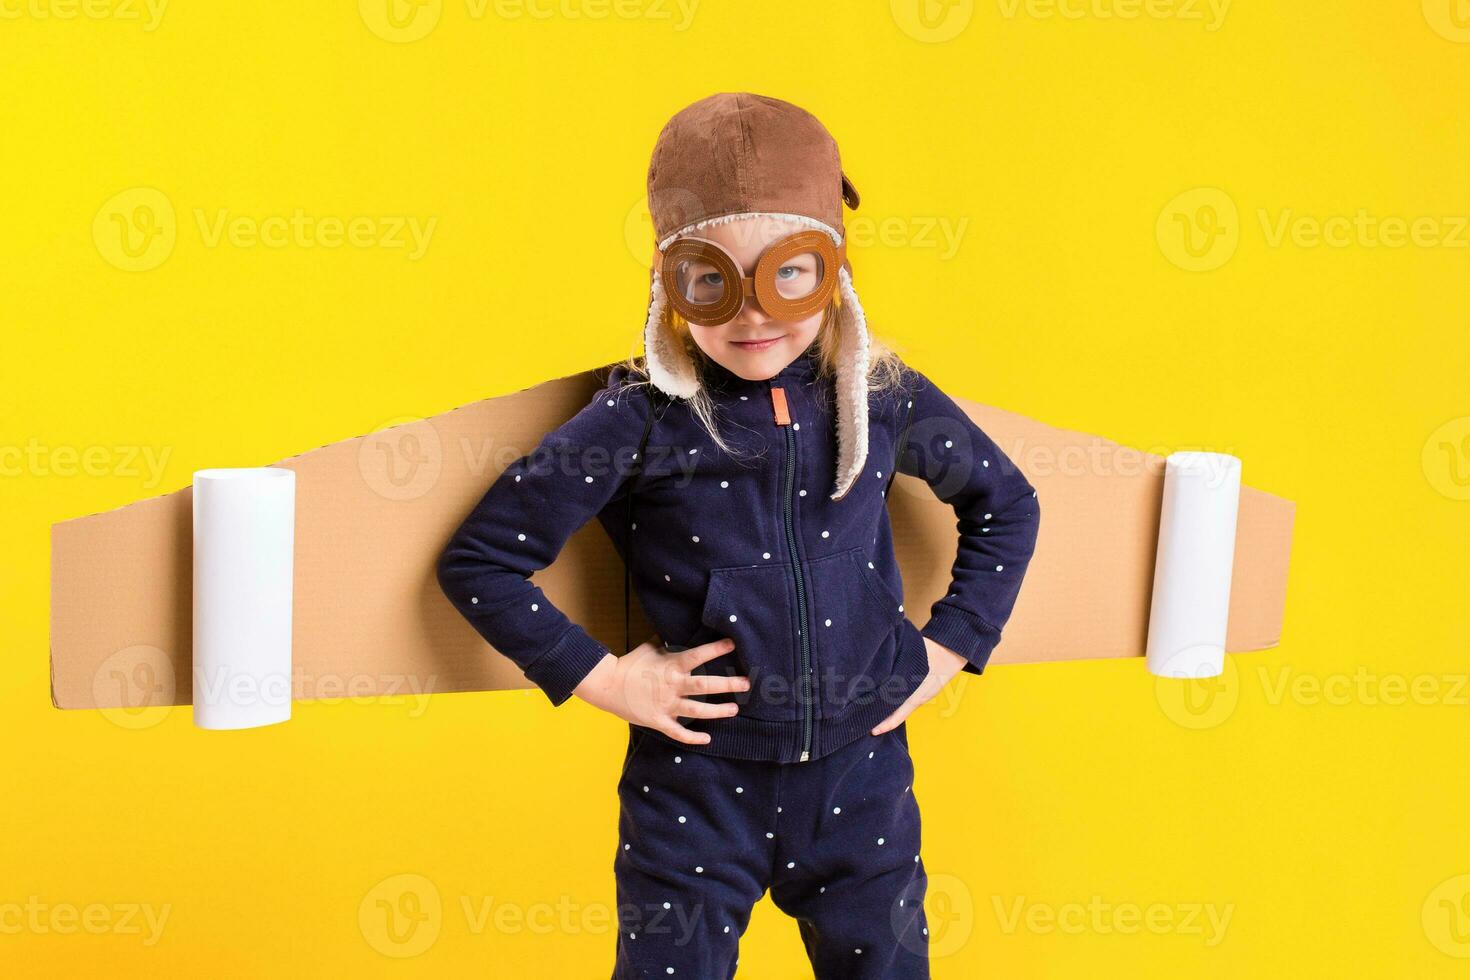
[4,1,1469,975]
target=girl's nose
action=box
[737,296,772,325]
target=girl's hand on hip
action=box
[870,637,969,735]
[573,636,750,745]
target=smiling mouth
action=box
[730,336,784,351]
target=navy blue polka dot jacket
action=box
[436,347,1041,764]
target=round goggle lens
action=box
[771,251,825,301]
[674,259,728,308]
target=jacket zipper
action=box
[770,384,813,762]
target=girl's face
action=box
[678,216,828,382]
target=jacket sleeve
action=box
[895,364,1041,675]
[435,376,653,707]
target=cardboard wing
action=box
[50,365,1294,710]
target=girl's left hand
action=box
[870,637,969,735]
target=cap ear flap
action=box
[841,172,861,211]
[829,266,871,501]
[643,271,701,400]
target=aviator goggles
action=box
[652,229,847,327]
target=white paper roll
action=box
[1145,452,1241,679]
[192,467,295,729]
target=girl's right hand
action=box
[572,637,749,745]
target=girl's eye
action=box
[700,272,724,287]
[776,265,800,280]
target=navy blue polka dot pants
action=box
[610,722,930,978]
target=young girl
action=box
[437,92,1040,979]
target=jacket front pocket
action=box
[805,546,906,716]
[699,560,802,723]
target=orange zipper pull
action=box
[770,386,791,427]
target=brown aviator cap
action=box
[646,92,861,248]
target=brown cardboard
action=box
[50,365,1294,710]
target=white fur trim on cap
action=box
[829,265,871,501]
[640,212,871,500]
[642,270,700,399]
